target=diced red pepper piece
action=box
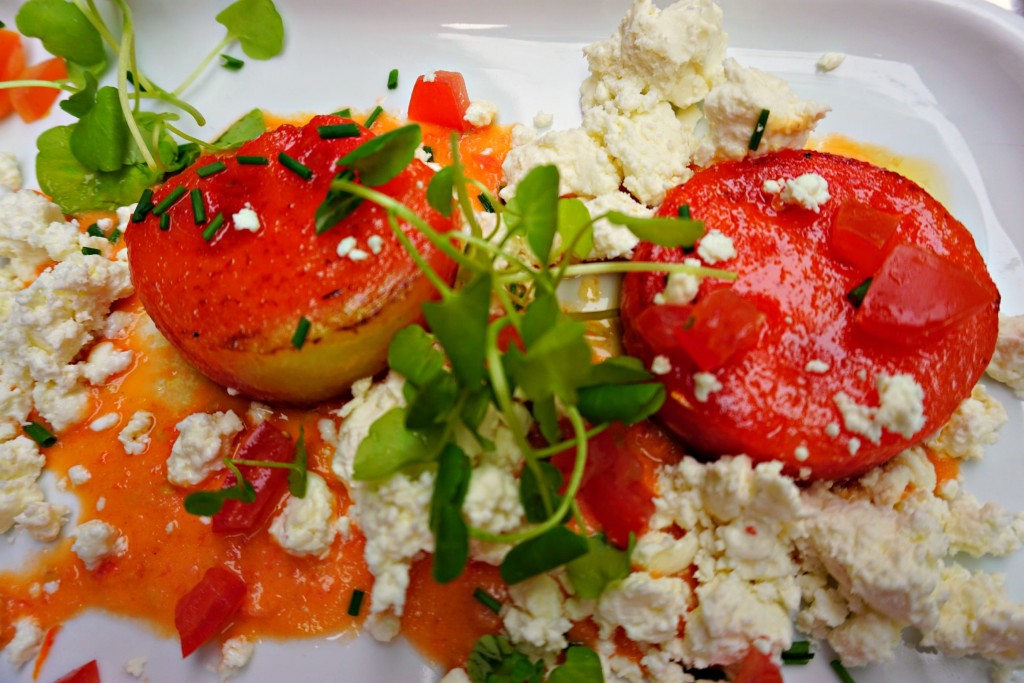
[855,243,995,344]
[733,647,783,683]
[211,422,293,537]
[408,70,471,131]
[53,660,101,683]
[174,567,247,658]
[10,57,67,123]
[632,303,695,357]
[0,29,26,119]
[674,288,765,371]
[830,198,901,273]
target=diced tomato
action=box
[732,648,783,683]
[830,198,901,273]
[0,29,26,119]
[633,303,695,356]
[408,70,471,131]
[855,243,994,344]
[53,660,101,683]
[211,422,294,536]
[10,57,67,123]
[673,288,765,371]
[174,567,247,658]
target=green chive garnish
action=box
[152,186,187,216]
[220,54,245,71]
[291,316,311,349]
[364,105,383,128]
[677,204,691,219]
[202,213,226,242]
[237,155,269,165]
[190,188,206,224]
[81,247,102,256]
[478,193,496,213]
[24,421,56,447]
[846,277,873,308]
[107,228,121,243]
[278,152,313,180]
[387,69,399,90]
[86,223,106,238]
[782,641,814,665]
[333,108,352,118]
[318,123,361,139]
[748,108,770,151]
[159,213,171,231]
[131,189,154,223]
[422,145,434,162]
[473,588,502,614]
[830,659,856,683]
[197,161,227,178]
[347,589,365,617]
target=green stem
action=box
[500,261,738,285]
[0,80,77,92]
[174,35,233,96]
[530,423,608,458]
[232,458,294,470]
[76,0,120,52]
[565,308,619,322]
[114,15,159,172]
[386,213,452,299]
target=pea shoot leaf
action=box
[405,372,459,430]
[577,382,665,425]
[340,124,422,187]
[352,408,445,481]
[422,272,492,388]
[607,211,706,248]
[548,645,605,683]
[531,395,560,446]
[215,0,285,60]
[288,425,308,498]
[59,71,98,118]
[70,87,128,173]
[427,165,457,217]
[566,533,633,599]
[556,197,594,260]
[505,317,591,405]
[387,325,445,387]
[183,460,256,516]
[520,291,560,348]
[315,176,364,235]
[519,461,564,524]
[500,526,589,585]
[430,445,472,583]
[582,356,654,387]
[16,0,105,67]
[214,108,266,149]
[466,635,544,683]
[504,165,560,265]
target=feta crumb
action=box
[220,635,255,673]
[78,340,134,385]
[348,248,370,262]
[833,374,925,444]
[124,656,147,677]
[581,191,649,260]
[651,355,673,375]
[805,359,830,374]
[89,412,119,431]
[42,580,60,594]
[0,152,22,191]
[987,314,1024,397]
[781,173,831,212]
[532,111,553,128]
[926,384,1006,460]
[503,574,572,654]
[67,464,92,486]
[693,372,723,402]
[232,204,261,232]
[4,617,42,668]
[817,52,847,72]
[14,501,69,542]
[269,472,337,558]
[657,258,703,305]
[795,445,810,462]
[696,229,735,264]
[367,234,384,255]
[166,410,243,486]
[464,100,499,128]
[336,236,357,258]
[119,410,155,455]
[440,669,471,683]
[596,572,691,644]
[71,519,125,569]
[825,422,841,438]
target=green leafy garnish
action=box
[472,588,502,614]
[338,124,421,186]
[500,526,589,585]
[352,408,445,481]
[518,461,564,524]
[782,640,814,665]
[220,54,245,71]
[288,425,308,497]
[466,635,544,683]
[23,421,57,447]
[16,0,105,67]
[566,533,633,599]
[347,589,365,617]
[847,277,873,308]
[749,107,770,151]
[215,0,285,60]
[429,445,472,583]
[548,645,604,683]
[606,211,705,248]
[503,164,560,266]
[215,109,267,149]
[830,659,857,683]
[183,460,256,516]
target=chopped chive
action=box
[387,68,399,90]
[86,223,106,238]
[220,54,245,71]
[159,213,171,231]
[364,105,383,128]
[782,641,814,665]
[830,659,856,683]
[318,123,361,139]
[0,21,5,29]
[152,186,187,216]
[472,588,502,614]
[291,316,311,349]
[196,160,227,178]
[131,188,155,223]
[237,155,269,165]
[190,188,206,224]
[278,152,313,180]
[107,228,121,243]
[81,247,102,256]
[332,108,352,118]
[846,277,873,308]
[422,145,434,162]
[478,193,496,213]
[677,204,691,219]
[24,421,56,447]
[347,589,365,617]
[202,213,226,242]
[748,108,770,151]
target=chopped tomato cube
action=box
[53,660,101,683]
[733,647,783,683]
[830,198,901,273]
[211,422,294,537]
[10,57,67,123]
[674,288,765,371]
[632,303,695,357]
[174,567,247,658]
[855,243,995,345]
[408,70,471,131]
[0,29,26,119]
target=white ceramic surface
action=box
[1,0,1023,681]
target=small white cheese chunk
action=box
[464,100,499,128]
[816,52,847,72]
[89,412,119,431]
[220,635,255,673]
[693,372,723,402]
[14,501,69,542]
[119,410,155,455]
[651,355,673,375]
[71,519,125,569]
[166,410,243,486]
[269,472,337,558]
[67,464,92,486]
[124,656,147,678]
[696,229,735,264]
[232,204,261,232]
[4,617,42,668]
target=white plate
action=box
[2,0,1024,681]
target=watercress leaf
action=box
[500,526,589,585]
[531,395,560,447]
[422,272,492,388]
[519,461,563,524]
[352,407,445,480]
[131,112,183,169]
[315,182,364,235]
[606,211,706,248]
[426,165,457,217]
[215,0,285,60]
[405,371,459,430]
[556,197,594,260]
[520,290,560,348]
[63,59,107,91]
[549,645,605,683]
[183,462,256,516]
[340,124,422,187]
[505,317,591,404]
[430,445,471,583]
[387,325,445,388]
[214,108,266,149]
[566,533,632,600]
[16,0,105,67]
[503,165,559,265]
[582,356,654,387]
[288,425,308,497]
[466,635,544,683]
[577,382,665,425]
[171,143,202,174]
[59,70,97,118]
[460,386,492,433]
[70,86,128,173]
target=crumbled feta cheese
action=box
[220,635,255,673]
[232,204,261,232]
[0,189,81,280]
[532,111,553,128]
[693,372,722,402]
[348,248,370,261]
[987,314,1024,398]
[440,669,471,683]
[336,236,357,258]
[89,412,119,431]
[78,340,134,385]
[805,359,830,374]
[695,229,735,264]
[927,384,1006,460]
[71,519,125,569]
[582,192,650,260]
[794,445,810,462]
[269,472,337,558]
[124,656,147,677]
[166,410,243,486]
[0,152,22,191]
[463,463,524,557]
[119,410,155,455]
[464,100,499,128]
[833,373,925,444]
[504,574,572,654]
[816,51,847,72]
[500,129,620,201]
[651,355,673,375]
[4,617,42,668]
[14,501,69,542]
[102,310,134,339]
[67,464,92,486]
[0,436,45,533]
[367,234,384,255]
[596,572,691,644]
[656,258,703,306]
[764,173,831,212]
